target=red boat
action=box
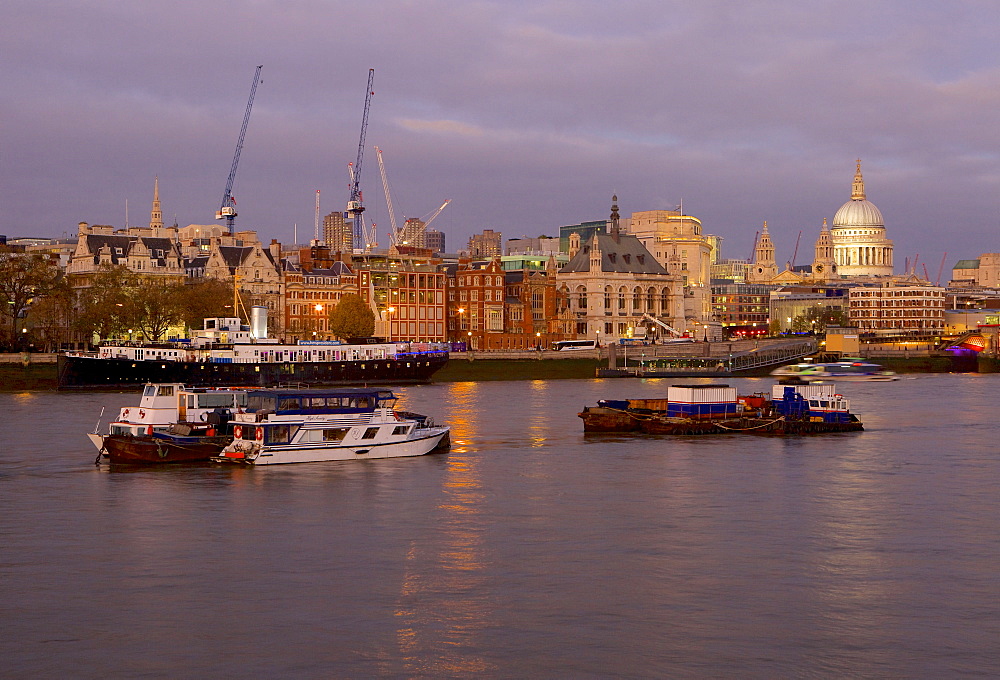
[101,424,232,464]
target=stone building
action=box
[557,196,685,342]
[832,160,894,276]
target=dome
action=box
[833,198,884,228]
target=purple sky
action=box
[4,1,999,277]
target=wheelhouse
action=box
[245,388,398,416]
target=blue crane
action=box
[216,64,263,233]
[347,68,375,248]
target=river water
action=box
[3,375,1000,678]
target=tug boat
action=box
[579,383,863,436]
[89,383,250,464]
[212,386,450,465]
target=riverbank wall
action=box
[0,348,988,392]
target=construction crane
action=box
[313,190,321,244]
[375,147,399,242]
[421,199,451,230]
[347,69,375,249]
[216,65,263,233]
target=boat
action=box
[89,382,250,463]
[59,308,449,389]
[579,383,863,435]
[770,358,898,382]
[212,386,450,465]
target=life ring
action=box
[234,425,243,439]
[200,412,208,422]
[255,427,264,441]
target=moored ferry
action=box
[60,309,449,389]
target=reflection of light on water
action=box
[527,380,549,448]
[392,382,495,675]
[437,382,478,454]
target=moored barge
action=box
[579,383,863,436]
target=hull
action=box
[578,406,642,432]
[58,353,448,389]
[715,417,864,435]
[638,417,729,435]
[101,434,230,464]
[634,416,864,436]
[217,428,450,465]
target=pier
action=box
[596,338,818,378]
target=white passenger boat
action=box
[770,359,898,382]
[212,387,449,465]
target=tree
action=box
[131,281,185,341]
[176,278,235,330]
[0,252,63,347]
[26,277,74,352]
[74,265,143,341]
[328,293,375,339]
[790,305,850,333]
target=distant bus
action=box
[552,339,599,351]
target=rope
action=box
[716,416,785,431]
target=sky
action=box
[4,0,1000,278]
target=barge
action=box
[579,383,863,435]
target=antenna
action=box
[314,190,321,243]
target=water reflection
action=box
[392,382,495,676]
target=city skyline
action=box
[4,1,1000,272]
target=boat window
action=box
[392,425,410,436]
[307,397,328,408]
[322,428,349,442]
[266,425,291,443]
[143,385,157,397]
[198,393,246,409]
[278,398,301,411]
[247,395,276,412]
[356,398,371,409]
[809,400,819,407]
[362,427,380,439]
[159,385,174,397]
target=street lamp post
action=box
[387,306,395,342]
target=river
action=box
[3,374,999,678]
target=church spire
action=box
[851,159,866,201]
[149,176,163,229]
[609,194,621,240]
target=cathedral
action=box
[749,160,894,282]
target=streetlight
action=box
[536,331,541,351]
[387,306,395,342]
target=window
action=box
[323,428,349,441]
[362,427,380,439]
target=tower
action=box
[149,176,163,229]
[747,221,777,283]
[811,218,837,282]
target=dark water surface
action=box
[3,375,1000,678]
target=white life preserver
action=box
[256,427,264,441]
[234,425,243,440]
